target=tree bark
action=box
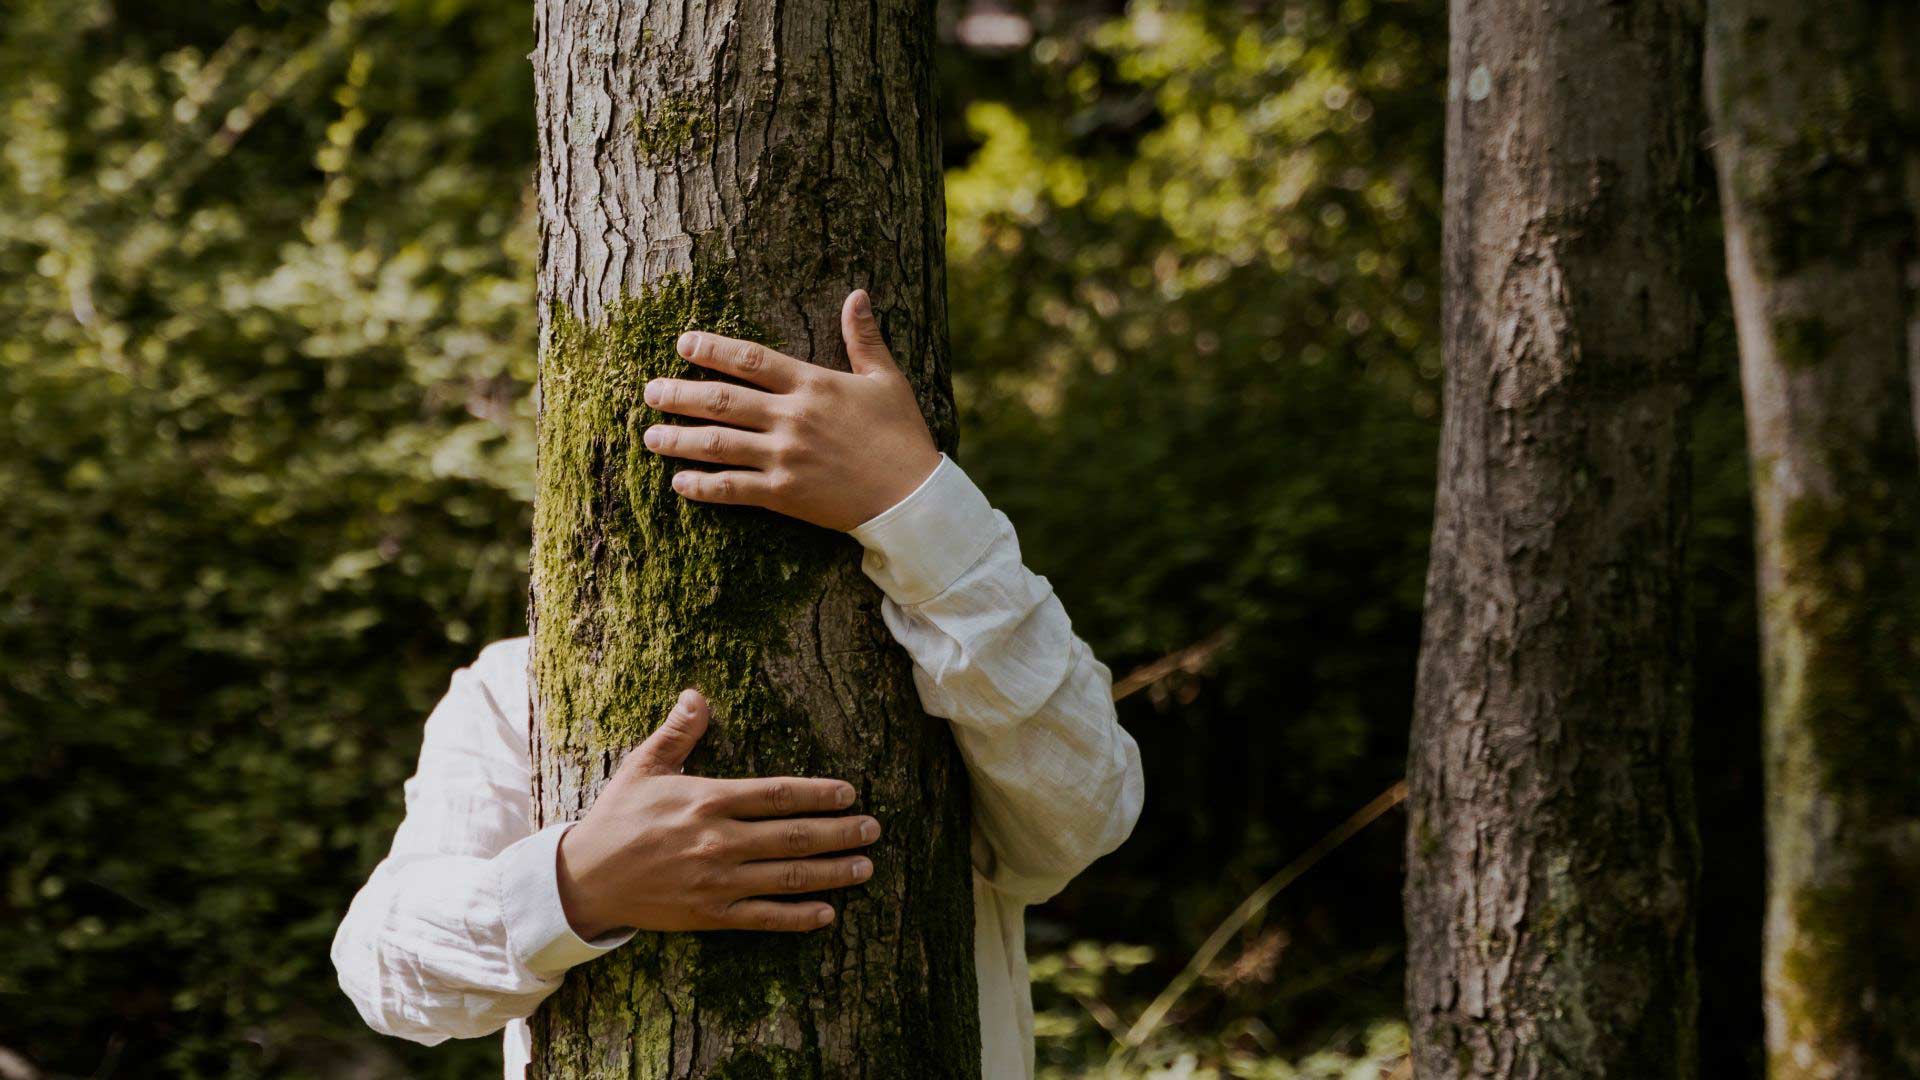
[1403,0,1703,1075]
[525,2,980,1076]
[1706,4,1920,1076]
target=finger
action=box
[643,378,778,430]
[707,776,857,818]
[678,331,805,392]
[628,689,709,776]
[734,854,874,897]
[735,815,881,860]
[840,289,900,378]
[644,424,776,467]
[715,899,836,932]
[669,469,779,507]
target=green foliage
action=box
[0,0,534,1074]
[1031,940,1410,1078]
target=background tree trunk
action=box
[1706,4,1920,1077]
[525,2,980,1076]
[1403,0,1702,1074]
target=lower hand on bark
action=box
[555,689,880,939]
[640,288,942,532]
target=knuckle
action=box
[759,907,787,932]
[781,863,810,892]
[703,429,726,456]
[767,781,794,813]
[688,830,727,862]
[783,824,812,855]
[738,343,766,373]
[687,789,726,819]
[707,385,733,415]
[714,474,735,499]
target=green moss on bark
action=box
[1764,477,1920,1074]
[632,92,706,163]
[1771,316,1836,370]
[710,1047,811,1080]
[532,270,837,758]
[529,270,980,1078]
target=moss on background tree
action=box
[1707,2,1920,1075]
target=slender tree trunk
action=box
[1403,0,1703,1074]
[525,2,980,1076]
[1706,4,1920,1077]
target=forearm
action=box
[937,638,1144,903]
[332,824,623,1044]
[855,458,1146,903]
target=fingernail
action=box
[859,818,879,843]
[816,906,835,925]
[837,785,856,808]
[644,380,663,406]
[851,858,872,880]
[677,332,698,357]
[643,426,663,449]
[671,471,691,492]
[851,290,871,318]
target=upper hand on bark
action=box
[641,289,942,532]
[554,689,880,939]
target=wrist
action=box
[555,824,617,941]
[858,448,942,531]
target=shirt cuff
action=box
[498,822,635,978]
[849,454,1000,606]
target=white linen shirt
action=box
[330,455,1145,1078]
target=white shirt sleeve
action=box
[330,641,632,1044]
[851,455,1146,906]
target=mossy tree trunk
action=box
[1706,4,1920,1076]
[525,2,980,1076]
[1402,0,1703,1074]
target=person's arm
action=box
[330,644,628,1044]
[645,290,1144,906]
[333,650,883,1044]
[850,458,1144,905]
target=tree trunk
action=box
[1403,0,1703,1074]
[525,2,980,1076]
[1706,4,1920,1076]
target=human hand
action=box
[641,289,942,531]
[554,689,881,938]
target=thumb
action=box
[841,289,899,377]
[628,689,709,776]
